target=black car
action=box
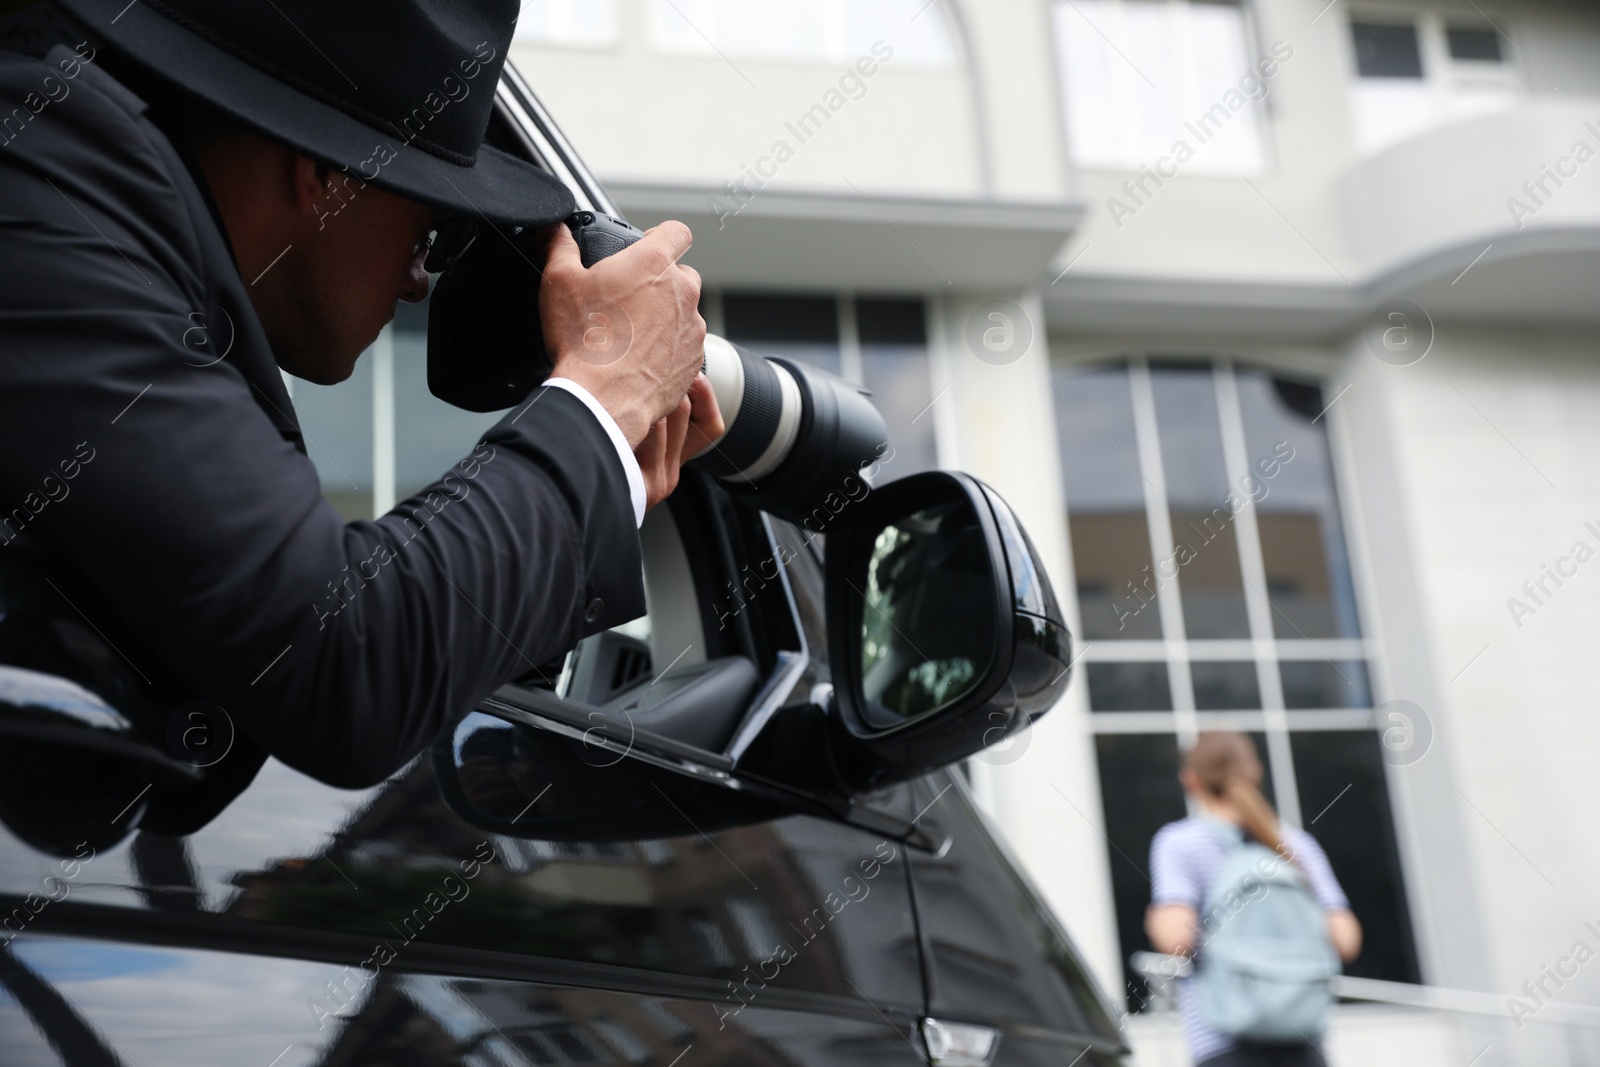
[0,62,1127,1067]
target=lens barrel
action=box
[690,336,802,484]
[689,336,887,524]
[544,211,891,520]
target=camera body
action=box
[427,212,888,525]
[565,210,644,267]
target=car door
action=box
[0,467,931,1067]
[904,769,1128,1067]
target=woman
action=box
[1146,732,1362,1066]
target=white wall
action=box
[1360,322,1600,1012]
[932,290,1126,997]
[510,0,983,197]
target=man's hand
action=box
[636,373,725,510]
[539,220,706,448]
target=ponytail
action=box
[1186,732,1295,864]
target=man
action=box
[0,0,718,793]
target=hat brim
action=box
[58,0,575,227]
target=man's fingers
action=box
[635,413,680,512]
[682,374,724,461]
[635,415,667,469]
[653,397,690,506]
[635,220,693,274]
[664,395,691,467]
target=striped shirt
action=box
[1149,817,1349,1064]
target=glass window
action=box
[1348,16,1516,155]
[1094,733,1185,1011]
[1280,659,1372,709]
[857,298,936,480]
[1086,661,1173,712]
[723,293,842,375]
[720,291,939,480]
[1190,660,1260,710]
[648,0,959,67]
[1291,731,1421,984]
[1446,26,1501,63]
[1235,369,1362,640]
[1152,362,1250,639]
[1351,22,1423,78]
[1051,0,1267,174]
[1057,358,1417,1006]
[1055,366,1161,640]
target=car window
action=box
[537,475,796,756]
[768,517,829,690]
[556,501,707,707]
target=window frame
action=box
[1058,353,1387,823]
[1049,0,1273,176]
[706,288,947,485]
[1052,348,1423,996]
[1345,7,1521,156]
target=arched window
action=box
[1054,356,1420,1009]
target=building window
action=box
[1348,14,1516,155]
[648,0,959,67]
[1051,0,1269,174]
[718,291,941,479]
[1446,26,1501,63]
[514,0,619,47]
[1054,357,1419,1009]
[1352,21,1424,78]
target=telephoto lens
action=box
[565,212,889,525]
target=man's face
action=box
[193,132,436,386]
[260,180,435,385]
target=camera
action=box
[427,211,888,525]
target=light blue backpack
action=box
[1193,825,1339,1041]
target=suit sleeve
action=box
[0,53,644,788]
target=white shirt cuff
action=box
[540,377,646,527]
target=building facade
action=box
[293,1,1600,1062]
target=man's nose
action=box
[399,256,431,304]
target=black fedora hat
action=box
[56,0,574,226]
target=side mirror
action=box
[824,472,1072,791]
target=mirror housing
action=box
[824,472,1072,792]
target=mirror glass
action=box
[859,495,998,728]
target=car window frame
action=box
[474,74,946,854]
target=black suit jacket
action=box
[0,42,644,787]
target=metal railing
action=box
[1128,953,1600,1066]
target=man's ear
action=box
[288,154,330,215]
